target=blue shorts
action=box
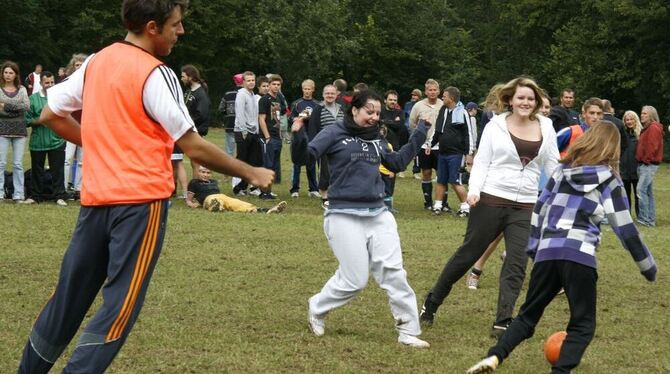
[437,154,464,185]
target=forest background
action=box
[3,0,669,125]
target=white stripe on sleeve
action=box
[144,65,197,141]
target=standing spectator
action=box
[635,105,664,227]
[621,110,642,217]
[408,79,443,210]
[181,64,211,175]
[404,88,422,129]
[24,71,68,206]
[255,76,270,103]
[333,78,351,107]
[219,73,243,157]
[233,71,262,195]
[420,78,559,340]
[24,64,42,96]
[56,67,67,83]
[556,97,603,157]
[0,60,30,202]
[307,90,431,348]
[549,88,580,132]
[466,101,479,137]
[380,90,408,152]
[602,99,628,153]
[288,79,320,198]
[430,87,475,217]
[306,84,344,207]
[17,1,274,371]
[258,74,283,199]
[63,53,88,197]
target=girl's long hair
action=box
[561,120,621,173]
[622,110,642,139]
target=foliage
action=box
[2,0,668,121]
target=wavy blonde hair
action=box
[622,110,642,139]
[65,53,88,76]
[489,77,544,120]
[561,120,621,173]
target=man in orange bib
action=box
[18,1,274,372]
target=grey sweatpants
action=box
[309,211,422,336]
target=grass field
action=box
[1,128,668,373]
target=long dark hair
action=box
[181,64,208,92]
[1,60,21,88]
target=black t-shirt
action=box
[258,94,281,139]
[187,179,220,205]
[184,86,211,136]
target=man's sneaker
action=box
[466,272,480,290]
[266,201,287,214]
[457,209,469,218]
[490,322,510,339]
[432,207,442,215]
[308,191,321,198]
[308,310,325,337]
[419,293,439,326]
[248,188,261,197]
[56,199,68,207]
[466,355,500,374]
[270,192,278,198]
[260,192,276,200]
[398,334,430,348]
[19,198,36,204]
[424,203,432,210]
[441,205,452,213]
[290,192,299,198]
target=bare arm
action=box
[186,191,200,208]
[176,131,274,189]
[259,113,270,140]
[39,105,82,145]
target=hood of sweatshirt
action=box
[561,165,614,193]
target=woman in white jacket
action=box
[419,77,559,338]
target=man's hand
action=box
[247,167,275,190]
[466,194,479,207]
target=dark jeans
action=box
[233,131,262,193]
[262,137,282,184]
[622,178,639,217]
[317,155,330,191]
[291,157,318,193]
[382,173,395,197]
[489,260,597,374]
[429,202,531,325]
[30,144,66,201]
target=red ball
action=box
[544,331,567,365]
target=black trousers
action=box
[317,154,330,191]
[30,144,66,201]
[488,260,597,374]
[233,131,262,193]
[622,178,639,217]
[429,202,531,325]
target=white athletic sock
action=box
[433,201,443,210]
[459,202,470,212]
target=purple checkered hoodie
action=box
[527,164,657,281]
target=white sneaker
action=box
[466,355,499,374]
[56,199,68,206]
[308,191,321,198]
[291,192,299,198]
[248,188,261,197]
[308,311,325,337]
[398,334,430,348]
[19,198,36,204]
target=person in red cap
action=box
[219,73,245,159]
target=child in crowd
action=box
[466,121,657,374]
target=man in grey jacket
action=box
[233,71,262,195]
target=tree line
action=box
[3,0,669,123]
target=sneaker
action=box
[234,189,247,197]
[424,203,432,211]
[270,192,278,198]
[308,191,321,198]
[432,207,442,216]
[441,205,452,213]
[466,272,480,290]
[266,201,287,214]
[419,293,439,326]
[490,322,510,339]
[457,209,469,218]
[56,199,68,207]
[308,310,325,337]
[259,192,276,200]
[398,334,430,348]
[290,192,299,198]
[20,198,36,204]
[248,188,261,197]
[466,355,500,374]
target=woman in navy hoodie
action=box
[303,90,432,348]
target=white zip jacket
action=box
[468,113,559,204]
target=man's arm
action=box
[40,105,82,145]
[186,191,200,208]
[177,131,273,189]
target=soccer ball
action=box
[544,331,567,365]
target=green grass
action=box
[1,128,669,373]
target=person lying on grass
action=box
[187,166,286,214]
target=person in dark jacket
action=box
[620,110,642,216]
[380,90,408,150]
[305,90,431,348]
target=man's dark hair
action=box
[384,90,398,99]
[444,86,461,102]
[122,0,189,34]
[257,76,270,85]
[40,71,54,80]
[353,82,368,92]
